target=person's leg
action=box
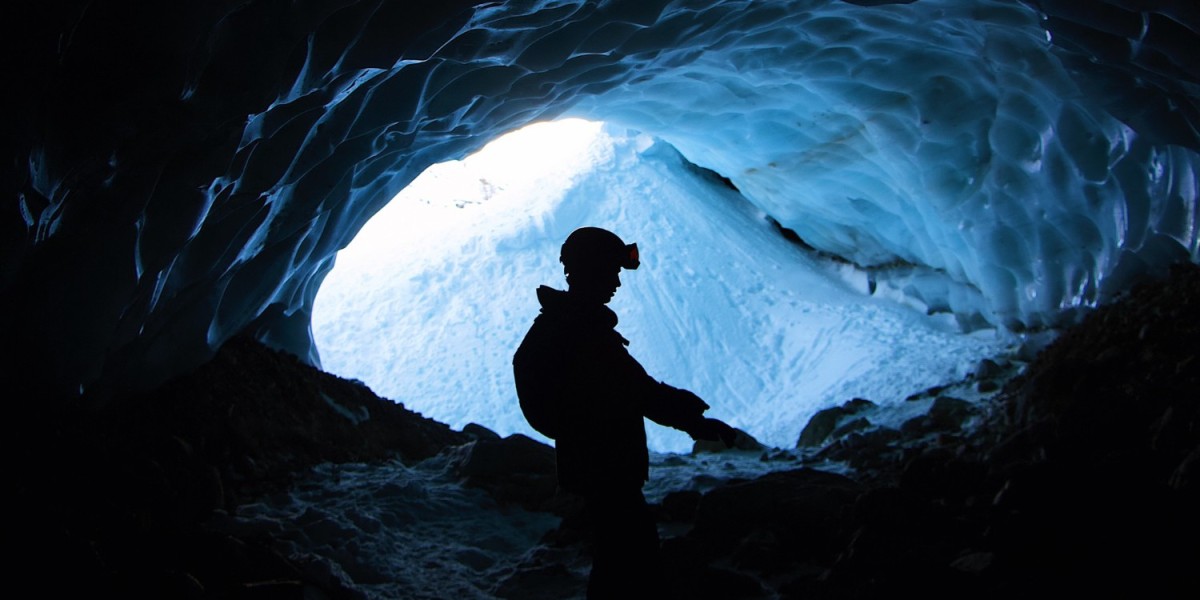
[586,486,662,599]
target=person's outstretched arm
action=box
[643,382,738,447]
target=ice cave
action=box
[4,0,1198,598]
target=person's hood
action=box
[535,285,619,330]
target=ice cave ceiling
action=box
[2,0,1198,404]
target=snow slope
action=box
[313,122,1009,453]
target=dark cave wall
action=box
[3,0,489,401]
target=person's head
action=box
[560,227,639,304]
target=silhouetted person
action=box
[513,226,736,599]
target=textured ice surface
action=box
[185,0,1200,381]
[314,124,1006,452]
[11,0,1198,402]
[556,0,1199,331]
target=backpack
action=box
[512,330,563,439]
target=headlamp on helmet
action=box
[560,227,640,274]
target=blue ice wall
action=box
[4,0,1198,402]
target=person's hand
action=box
[686,417,739,448]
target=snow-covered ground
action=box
[213,443,836,599]
[214,452,565,600]
[312,120,1011,454]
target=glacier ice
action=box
[5,0,1198,406]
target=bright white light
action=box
[312,118,616,431]
[314,121,1005,454]
[392,118,602,231]
[327,119,606,275]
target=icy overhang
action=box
[3,0,1198,403]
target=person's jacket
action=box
[513,285,708,494]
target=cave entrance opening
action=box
[312,117,627,438]
[311,118,1009,454]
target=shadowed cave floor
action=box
[10,264,1198,599]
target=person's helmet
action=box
[560,227,640,274]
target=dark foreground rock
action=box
[10,335,470,599]
[450,430,563,513]
[10,264,1200,599]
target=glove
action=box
[685,417,739,448]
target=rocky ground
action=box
[645,260,1199,599]
[9,264,1198,599]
